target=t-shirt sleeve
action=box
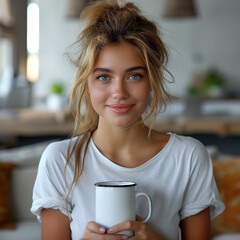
[31,143,72,222]
[180,140,225,220]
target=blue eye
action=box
[129,74,142,80]
[97,75,109,81]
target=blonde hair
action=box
[64,0,174,214]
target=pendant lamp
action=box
[0,0,14,37]
[65,0,88,18]
[0,0,14,25]
[163,0,197,18]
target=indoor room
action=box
[0,0,240,239]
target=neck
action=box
[92,118,151,155]
[91,117,170,168]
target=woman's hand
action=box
[81,221,129,240]
[106,217,165,240]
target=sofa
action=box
[0,141,54,240]
[0,141,239,240]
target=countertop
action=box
[0,99,240,137]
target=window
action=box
[27,1,39,82]
[0,0,15,99]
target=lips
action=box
[107,104,134,114]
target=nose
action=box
[112,79,129,100]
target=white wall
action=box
[33,0,240,99]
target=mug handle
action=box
[135,192,152,223]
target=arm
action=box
[42,210,127,240]
[180,207,211,240]
[107,208,210,240]
[41,208,71,240]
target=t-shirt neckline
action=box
[89,132,174,171]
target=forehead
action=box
[94,41,145,69]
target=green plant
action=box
[51,82,64,95]
[187,69,226,98]
[203,69,225,89]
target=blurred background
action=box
[1,0,240,152]
[0,0,240,239]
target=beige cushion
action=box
[10,166,38,221]
[0,140,54,166]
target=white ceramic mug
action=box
[95,181,152,237]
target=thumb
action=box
[86,221,107,233]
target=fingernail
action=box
[99,227,105,233]
[122,236,128,240]
[107,228,112,233]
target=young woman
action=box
[31,0,224,239]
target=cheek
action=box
[89,86,107,106]
[134,84,151,103]
[142,92,151,109]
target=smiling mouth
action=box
[107,104,134,114]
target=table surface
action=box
[0,108,240,137]
[0,109,74,136]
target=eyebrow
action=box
[92,66,147,74]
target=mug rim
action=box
[94,181,136,187]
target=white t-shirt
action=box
[31,133,225,240]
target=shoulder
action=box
[152,131,206,153]
[170,133,207,154]
[168,133,211,169]
[40,137,79,169]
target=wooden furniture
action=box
[151,115,240,137]
[0,109,74,137]
[0,108,239,137]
